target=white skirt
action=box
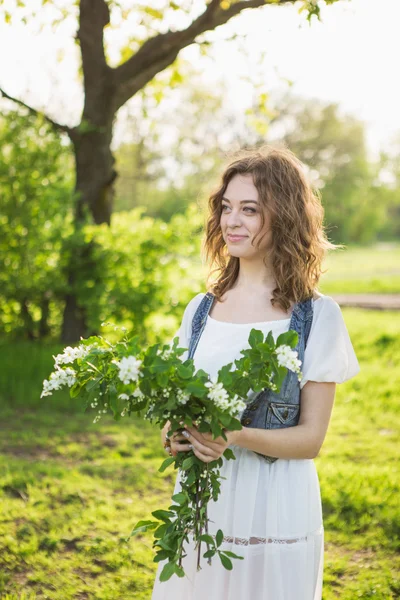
[151,445,324,600]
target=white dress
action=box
[151,293,360,600]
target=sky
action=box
[0,0,399,161]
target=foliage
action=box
[66,204,204,344]
[0,108,75,339]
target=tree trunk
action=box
[20,298,36,341]
[73,126,117,225]
[39,294,51,339]
[60,125,117,344]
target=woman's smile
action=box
[227,234,248,242]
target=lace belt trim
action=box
[221,527,323,546]
[222,535,306,545]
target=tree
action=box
[0,0,343,341]
[240,90,393,244]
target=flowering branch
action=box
[41,324,302,581]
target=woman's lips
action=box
[227,234,247,242]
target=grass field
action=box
[319,243,400,295]
[0,243,399,599]
[0,306,399,599]
[197,243,400,295]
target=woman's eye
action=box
[221,205,256,214]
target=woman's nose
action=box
[226,209,242,227]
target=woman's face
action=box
[220,173,271,257]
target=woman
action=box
[151,145,360,600]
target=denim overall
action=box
[187,292,314,463]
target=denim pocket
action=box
[266,401,300,428]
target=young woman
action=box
[151,145,360,600]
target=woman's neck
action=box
[232,257,276,294]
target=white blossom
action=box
[204,377,246,416]
[53,343,95,367]
[41,367,77,398]
[276,345,302,379]
[132,388,145,400]
[115,356,143,385]
[157,346,174,360]
[176,389,190,406]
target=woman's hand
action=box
[162,422,193,457]
[181,423,241,463]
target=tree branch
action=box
[113,0,298,110]
[78,0,114,122]
[0,86,73,135]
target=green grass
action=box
[0,307,399,597]
[319,243,400,294]
[198,242,400,294]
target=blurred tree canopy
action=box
[267,96,396,244]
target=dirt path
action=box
[331,294,400,310]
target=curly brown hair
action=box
[202,144,341,311]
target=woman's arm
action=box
[235,381,336,460]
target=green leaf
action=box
[186,470,196,485]
[156,371,169,387]
[199,534,215,546]
[157,538,175,551]
[158,456,175,472]
[175,565,185,578]
[171,492,187,505]
[128,519,158,537]
[181,455,196,470]
[69,381,83,398]
[276,330,298,348]
[219,413,232,427]
[216,529,223,547]
[159,561,176,582]
[210,421,222,439]
[223,448,236,461]
[86,377,101,391]
[177,363,194,379]
[154,523,168,538]
[186,380,207,397]
[248,328,264,348]
[203,549,215,558]
[197,420,211,433]
[219,553,233,570]
[150,357,170,373]
[151,509,174,522]
[153,549,170,562]
[228,418,243,431]
[222,550,244,560]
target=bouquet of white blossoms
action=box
[41,325,302,582]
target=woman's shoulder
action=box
[312,291,339,308]
[182,292,206,319]
[311,292,345,324]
